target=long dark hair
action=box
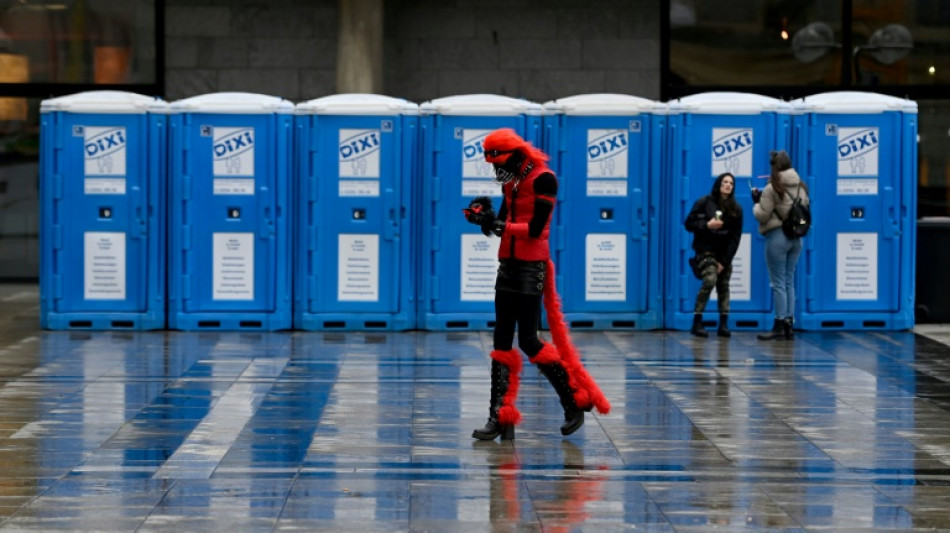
[769,149,809,197]
[713,172,740,218]
[769,150,790,197]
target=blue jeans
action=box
[764,228,802,320]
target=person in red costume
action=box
[464,128,610,441]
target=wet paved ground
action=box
[3,286,950,531]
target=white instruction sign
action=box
[836,232,878,300]
[463,180,501,197]
[338,234,380,302]
[213,178,255,195]
[711,235,751,302]
[213,233,254,300]
[837,178,878,196]
[339,179,381,197]
[586,234,626,301]
[461,234,499,301]
[84,232,126,300]
[84,178,127,195]
[586,179,628,197]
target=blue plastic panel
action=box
[167,97,292,331]
[664,93,790,331]
[293,108,417,331]
[39,92,166,330]
[792,92,917,330]
[542,104,663,330]
[418,100,542,331]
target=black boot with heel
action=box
[757,319,785,341]
[690,314,708,338]
[536,362,585,436]
[717,313,731,337]
[473,360,516,440]
[783,317,794,340]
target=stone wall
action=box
[164,0,660,103]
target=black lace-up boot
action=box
[473,360,515,440]
[536,362,584,436]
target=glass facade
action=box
[0,0,159,279]
[666,0,950,217]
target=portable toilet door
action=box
[541,94,664,330]
[418,94,542,330]
[167,92,294,331]
[39,91,167,330]
[791,91,917,330]
[293,94,419,331]
[666,92,790,331]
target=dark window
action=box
[0,1,161,280]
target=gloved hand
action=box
[463,196,497,235]
[486,219,505,237]
[750,187,762,204]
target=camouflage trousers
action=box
[693,252,732,314]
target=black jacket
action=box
[684,193,743,266]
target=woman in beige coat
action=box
[751,150,810,340]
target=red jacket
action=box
[498,164,556,261]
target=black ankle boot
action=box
[690,314,708,338]
[473,360,515,440]
[757,319,785,341]
[717,314,731,337]
[783,318,794,340]
[537,361,585,436]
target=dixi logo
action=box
[340,131,381,160]
[837,128,878,158]
[84,129,126,157]
[462,133,489,162]
[587,131,627,161]
[712,129,753,159]
[213,129,254,159]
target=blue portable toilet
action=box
[293,94,419,331]
[666,92,790,331]
[541,94,664,330]
[790,91,917,330]
[167,92,293,331]
[39,91,167,330]
[417,94,542,330]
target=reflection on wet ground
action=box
[3,287,950,530]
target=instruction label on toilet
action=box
[586,234,626,301]
[338,234,379,302]
[213,233,254,300]
[84,232,126,300]
[837,232,877,300]
[460,234,499,301]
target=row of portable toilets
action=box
[38,90,918,332]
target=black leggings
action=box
[493,289,543,357]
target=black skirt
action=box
[495,259,546,296]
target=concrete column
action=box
[337,0,383,93]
